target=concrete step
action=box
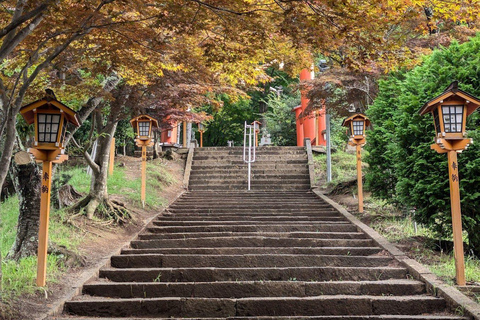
[120,247,384,256]
[82,279,425,298]
[138,231,367,240]
[130,237,376,249]
[190,164,309,170]
[109,254,393,268]
[64,295,446,318]
[192,159,308,166]
[155,215,347,222]
[98,266,408,282]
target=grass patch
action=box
[313,149,369,187]
[362,197,480,289]
[0,196,74,298]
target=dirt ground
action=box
[7,155,186,320]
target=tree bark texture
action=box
[6,160,41,261]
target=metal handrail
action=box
[243,121,256,190]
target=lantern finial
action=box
[45,89,57,101]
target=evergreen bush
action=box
[365,34,480,256]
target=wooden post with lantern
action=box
[130,115,158,208]
[419,81,480,286]
[252,121,261,147]
[342,113,370,213]
[109,138,115,176]
[19,89,80,287]
[198,123,205,148]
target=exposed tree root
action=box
[69,195,131,225]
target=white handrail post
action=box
[243,121,256,191]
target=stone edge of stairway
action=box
[40,188,188,320]
[311,188,480,320]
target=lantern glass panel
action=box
[442,105,463,133]
[198,123,205,131]
[352,120,364,136]
[138,121,151,137]
[37,113,61,143]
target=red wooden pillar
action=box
[292,105,304,147]
[300,68,315,142]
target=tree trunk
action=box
[0,109,19,198]
[85,123,117,219]
[6,159,41,261]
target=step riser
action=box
[137,232,367,240]
[152,221,350,226]
[154,216,347,222]
[120,247,384,256]
[65,297,445,318]
[83,281,425,298]
[110,255,393,269]
[99,267,408,282]
[147,225,357,233]
[130,238,375,249]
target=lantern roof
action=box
[251,120,262,125]
[130,114,159,129]
[20,90,80,127]
[419,81,480,116]
[342,113,370,128]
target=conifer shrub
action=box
[365,34,480,256]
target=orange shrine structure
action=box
[293,68,326,147]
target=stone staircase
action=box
[189,146,311,191]
[58,146,468,319]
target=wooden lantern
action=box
[130,115,158,141]
[19,89,80,287]
[130,115,158,208]
[342,113,370,214]
[251,121,261,147]
[342,113,370,146]
[20,91,80,151]
[419,81,480,286]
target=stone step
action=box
[138,231,367,240]
[188,179,310,185]
[188,185,311,191]
[153,220,344,226]
[190,164,309,170]
[192,159,308,165]
[52,316,469,320]
[82,279,425,298]
[147,224,356,233]
[130,237,376,249]
[152,220,349,226]
[120,247,384,256]
[189,175,310,181]
[193,155,307,161]
[155,215,346,222]
[98,266,408,282]
[110,254,393,268]
[168,203,333,209]
[64,295,446,318]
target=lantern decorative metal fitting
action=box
[19,89,80,150]
[130,115,159,141]
[342,113,370,146]
[419,81,480,152]
[198,122,205,133]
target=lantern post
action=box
[419,81,480,286]
[252,121,261,147]
[130,115,159,208]
[109,138,115,176]
[342,113,370,213]
[198,123,205,148]
[19,89,80,287]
